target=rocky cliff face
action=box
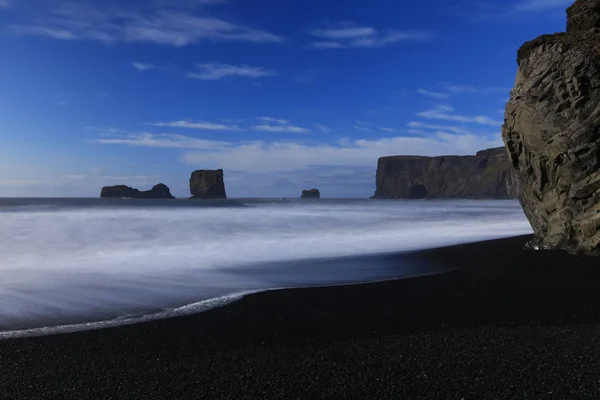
[372,147,518,199]
[502,0,600,254]
[301,188,320,199]
[189,169,227,199]
[100,183,175,199]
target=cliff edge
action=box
[371,147,518,199]
[502,0,600,254]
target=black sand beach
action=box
[3,235,600,399]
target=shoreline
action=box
[0,254,453,340]
[5,234,600,399]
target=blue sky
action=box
[0,0,570,198]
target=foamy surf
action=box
[0,291,256,340]
[0,198,532,336]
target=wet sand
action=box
[3,235,600,399]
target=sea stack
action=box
[301,188,320,199]
[371,147,518,199]
[100,183,175,199]
[502,0,600,254]
[189,169,227,199]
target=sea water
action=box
[0,198,532,338]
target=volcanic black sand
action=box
[4,235,600,399]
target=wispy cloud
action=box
[314,124,332,134]
[54,100,68,107]
[417,88,450,99]
[152,120,240,131]
[252,117,309,133]
[0,0,11,8]
[442,84,510,94]
[308,22,434,49]
[416,105,503,126]
[512,0,572,12]
[257,117,289,124]
[354,126,374,132]
[311,41,346,49]
[92,132,229,149]
[91,130,503,173]
[187,63,278,80]
[132,62,156,71]
[8,1,284,46]
[380,127,400,133]
[406,121,472,135]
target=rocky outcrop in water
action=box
[189,169,227,199]
[100,183,175,199]
[371,147,518,199]
[301,188,320,199]
[502,0,600,254]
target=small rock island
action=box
[502,0,600,254]
[301,188,320,199]
[100,183,175,199]
[189,169,227,199]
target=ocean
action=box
[0,198,532,338]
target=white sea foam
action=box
[0,199,532,336]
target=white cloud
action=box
[311,41,346,49]
[132,62,155,71]
[253,125,309,133]
[416,105,503,126]
[92,132,229,149]
[187,63,278,80]
[310,26,378,40]
[354,126,373,132]
[152,120,240,130]
[406,121,471,135]
[257,117,289,124]
[11,26,79,40]
[308,23,434,49]
[252,117,309,133]
[85,126,129,134]
[417,89,450,99]
[380,127,399,133]
[443,84,510,94]
[90,130,502,173]
[0,0,10,7]
[8,1,284,46]
[512,0,572,12]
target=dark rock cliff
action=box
[502,0,600,254]
[371,147,518,199]
[189,169,227,200]
[100,183,175,199]
[301,188,320,199]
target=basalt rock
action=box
[100,183,175,199]
[301,188,320,199]
[189,169,227,199]
[502,0,600,254]
[567,0,600,33]
[371,147,518,199]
